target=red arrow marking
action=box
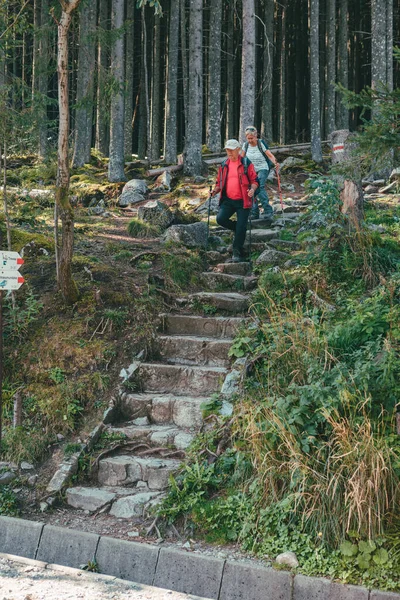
[17,258,24,265]
[17,277,24,284]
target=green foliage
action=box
[162,250,204,290]
[64,443,83,456]
[4,289,43,344]
[0,486,20,516]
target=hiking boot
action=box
[227,249,243,263]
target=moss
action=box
[5,227,54,253]
[127,218,160,238]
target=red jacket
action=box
[214,156,259,209]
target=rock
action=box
[25,189,54,202]
[127,530,140,537]
[138,200,174,231]
[280,157,305,170]
[221,370,241,396]
[109,492,162,518]
[194,176,207,184]
[195,195,220,214]
[88,199,106,215]
[275,551,299,568]
[66,487,116,512]
[154,171,172,192]
[119,361,140,382]
[164,221,208,248]
[188,198,202,206]
[220,401,233,417]
[27,475,38,486]
[57,434,65,441]
[118,179,148,207]
[40,502,49,512]
[368,224,386,233]
[364,185,378,193]
[0,472,16,485]
[256,248,290,266]
[390,168,400,180]
[20,241,49,257]
[20,462,34,471]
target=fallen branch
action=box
[146,164,183,177]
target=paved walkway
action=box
[0,555,207,600]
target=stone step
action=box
[119,393,208,428]
[190,291,250,314]
[201,272,257,292]
[66,485,164,518]
[97,455,182,489]
[245,228,278,243]
[251,218,275,229]
[214,262,252,276]
[109,423,195,449]
[160,313,244,338]
[158,334,232,367]
[139,362,227,395]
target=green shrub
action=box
[127,218,160,238]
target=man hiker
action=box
[241,125,279,221]
[212,139,258,263]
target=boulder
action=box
[0,471,16,485]
[256,248,290,266]
[195,195,220,214]
[390,168,400,180]
[88,199,106,215]
[275,551,299,568]
[118,179,148,207]
[280,157,305,170]
[138,200,174,231]
[154,171,172,192]
[66,487,116,512]
[164,221,208,248]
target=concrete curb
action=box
[0,517,399,600]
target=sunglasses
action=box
[245,128,257,133]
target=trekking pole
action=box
[206,185,212,250]
[276,165,285,226]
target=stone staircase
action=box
[64,216,297,519]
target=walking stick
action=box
[276,165,285,226]
[206,185,212,250]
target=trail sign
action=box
[0,251,24,271]
[0,273,25,290]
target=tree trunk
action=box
[180,0,189,134]
[337,0,348,128]
[239,0,255,142]
[73,0,97,167]
[164,0,179,163]
[225,2,235,140]
[108,0,126,182]
[278,0,287,144]
[310,0,322,162]
[206,0,222,152]
[56,0,81,304]
[261,0,274,142]
[38,0,49,159]
[371,0,392,91]
[95,0,109,155]
[341,180,364,228]
[325,0,336,136]
[150,14,161,160]
[31,0,41,102]
[124,0,134,157]
[183,0,203,176]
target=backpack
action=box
[221,155,251,177]
[243,139,274,170]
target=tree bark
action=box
[371,0,393,91]
[95,0,109,156]
[278,0,287,144]
[38,0,49,159]
[55,0,81,304]
[341,179,364,228]
[310,0,322,162]
[325,0,336,136]
[180,0,189,134]
[225,2,235,140]
[124,0,134,157]
[150,14,161,160]
[164,0,179,163]
[337,0,348,128]
[73,0,97,167]
[261,0,274,143]
[108,0,126,182]
[239,0,255,142]
[206,0,222,152]
[183,0,203,176]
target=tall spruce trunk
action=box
[108,0,126,182]
[38,0,49,159]
[278,0,287,143]
[150,15,161,160]
[206,0,222,152]
[183,0,203,176]
[325,0,336,135]
[239,0,255,141]
[164,0,179,163]
[310,0,322,162]
[55,0,81,304]
[225,3,235,140]
[180,0,189,134]
[261,0,274,142]
[371,0,393,91]
[95,0,109,155]
[73,0,97,167]
[337,0,348,128]
[124,1,134,157]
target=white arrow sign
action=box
[0,272,25,290]
[0,251,24,271]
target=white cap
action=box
[224,139,241,150]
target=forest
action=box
[0,0,400,597]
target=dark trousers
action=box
[216,197,250,252]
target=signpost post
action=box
[0,251,24,446]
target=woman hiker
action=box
[241,125,279,221]
[211,139,258,263]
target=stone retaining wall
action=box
[0,517,398,600]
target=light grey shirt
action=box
[242,143,268,172]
